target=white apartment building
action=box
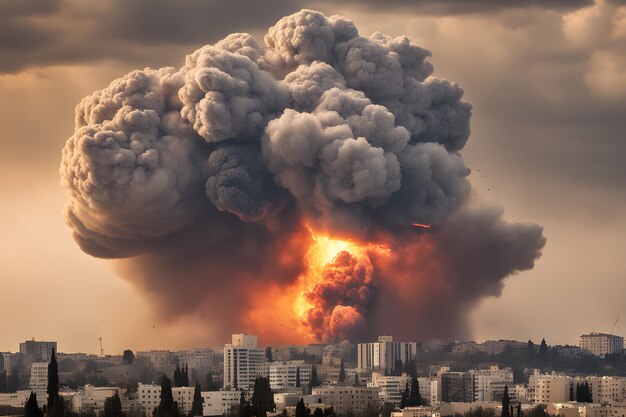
[369,372,411,406]
[201,390,241,416]
[357,336,418,373]
[470,366,514,402]
[30,362,48,396]
[70,386,125,414]
[587,376,626,404]
[137,383,195,415]
[528,372,584,404]
[269,361,312,390]
[580,334,624,357]
[418,377,439,405]
[311,386,381,415]
[223,334,267,390]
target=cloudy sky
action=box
[1,0,625,354]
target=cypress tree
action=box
[309,366,319,388]
[408,377,422,407]
[25,392,44,417]
[191,383,203,417]
[251,376,275,417]
[47,349,64,417]
[154,375,179,417]
[103,392,124,417]
[338,360,345,384]
[400,383,409,409]
[501,386,511,417]
[295,399,309,417]
[354,371,360,387]
[184,364,189,387]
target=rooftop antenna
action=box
[98,337,104,357]
[610,316,620,335]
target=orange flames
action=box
[244,227,390,343]
[411,223,432,229]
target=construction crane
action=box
[610,316,620,335]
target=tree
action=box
[123,350,135,365]
[313,408,324,417]
[154,375,179,417]
[539,339,548,357]
[47,349,65,417]
[174,364,181,387]
[338,360,345,384]
[354,371,360,387]
[251,376,275,417]
[400,383,409,409]
[501,386,511,417]
[191,383,202,417]
[265,347,273,363]
[295,399,310,417]
[25,392,44,417]
[183,365,189,387]
[408,377,422,407]
[104,392,125,417]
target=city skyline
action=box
[1,0,625,354]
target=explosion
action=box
[60,9,546,343]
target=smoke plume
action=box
[60,9,545,343]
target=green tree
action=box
[24,392,44,417]
[104,392,125,417]
[296,367,301,388]
[191,383,202,417]
[313,408,324,417]
[338,360,345,384]
[251,376,275,417]
[47,349,65,417]
[501,386,511,417]
[400,383,409,409]
[154,375,179,417]
[295,399,309,417]
[408,377,422,407]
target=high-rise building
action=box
[223,334,267,390]
[357,336,417,374]
[579,333,624,357]
[20,339,57,362]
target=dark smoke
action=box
[60,9,545,343]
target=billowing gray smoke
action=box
[60,9,545,343]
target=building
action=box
[357,336,418,374]
[223,334,267,390]
[20,339,57,362]
[586,376,626,404]
[527,372,584,404]
[269,361,312,391]
[440,372,473,403]
[137,383,195,416]
[311,386,381,415]
[70,386,127,415]
[470,366,514,402]
[201,390,242,416]
[369,372,410,406]
[391,406,440,417]
[417,377,439,405]
[580,333,624,357]
[29,362,48,394]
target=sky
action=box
[1,0,625,354]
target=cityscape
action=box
[1,333,626,417]
[2,3,625,417]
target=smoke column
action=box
[60,10,546,343]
